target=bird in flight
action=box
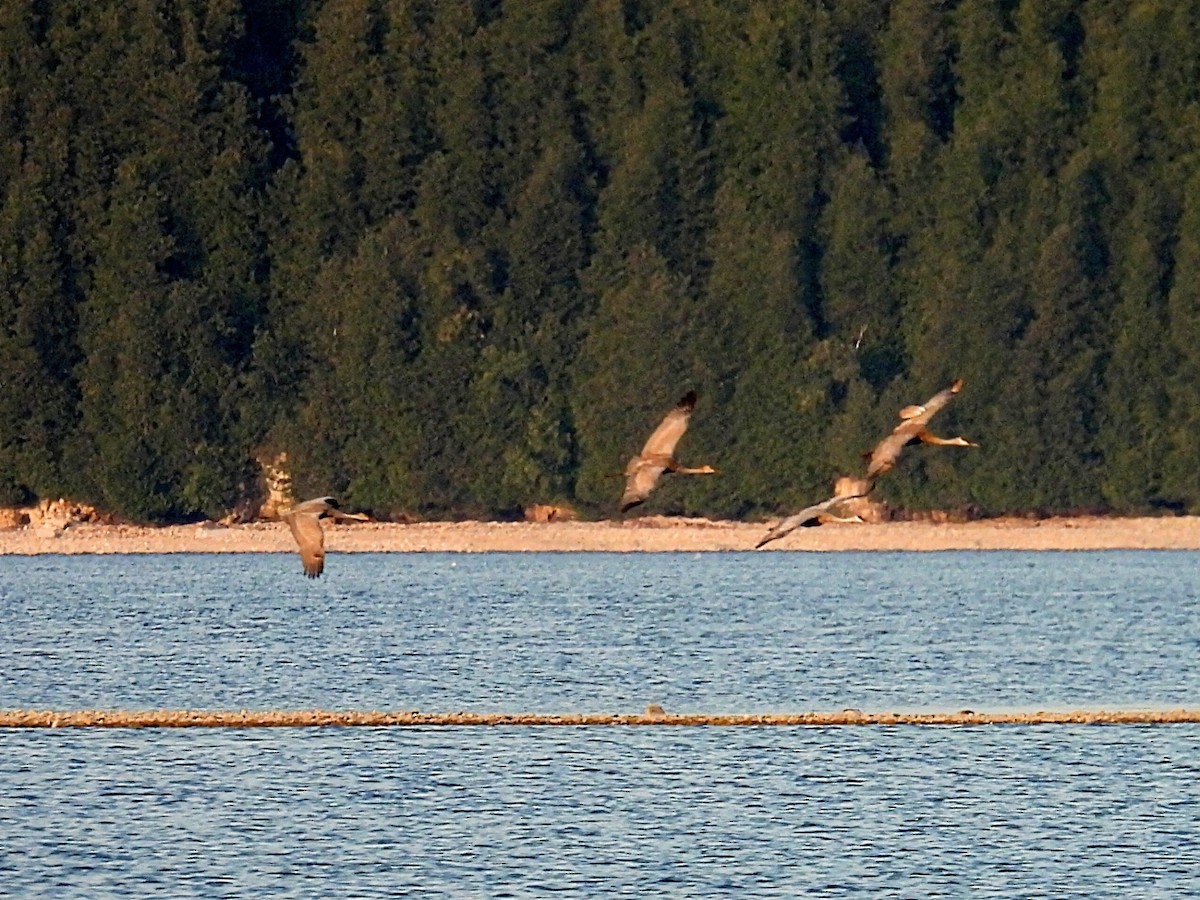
[621,391,717,513]
[865,379,977,479]
[279,496,369,577]
[754,492,868,549]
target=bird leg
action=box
[917,432,977,448]
[670,464,717,475]
[325,510,371,524]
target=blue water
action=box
[2,551,1199,896]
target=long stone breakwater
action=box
[3,708,1198,728]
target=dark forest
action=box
[2,0,1198,522]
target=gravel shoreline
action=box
[3,515,1200,555]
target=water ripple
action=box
[2,551,1199,895]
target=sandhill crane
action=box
[280,496,369,577]
[620,390,717,513]
[865,379,977,479]
[754,493,868,549]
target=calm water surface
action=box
[1,551,1198,896]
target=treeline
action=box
[2,0,1200,522]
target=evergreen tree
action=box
[1162,166,1200,510]
[0,166,76,504]
[2,0,1199,519]
[1098,193,1173,510]
[573,244,701,512]
[818,148,903,474]
[697,2,857,514]
[703,185,830,514]
[281,217,422,514]
[70,160,191,520]
[569,1,724,514]
[390,2,502,515]
[877,0,955,237]
[466,95,592,511]
[578,0,717,287]
[254,0,415,425]
[1084,1,1200,510]
[991,154,1108,512]
[0,0,77,504]
[893,0,1088,511]
[50,0,267,520]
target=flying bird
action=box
[279,496,369,577]
[620,390,717,513]
[754,493,868,549]
[865,379,977,479]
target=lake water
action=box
[1,551,1198,896]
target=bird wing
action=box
[621,457,669,512]
[866,431,911,478]
[755,495,863,549]
[284,512,326,578]
[755,502,825,548]
[639,391,696,458]
[900,379,963,429]
[868,380,964,475]
[282,496,335,517]
[326,510,370,524]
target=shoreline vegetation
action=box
[3,515,1200,555]
[6,4,1200,529]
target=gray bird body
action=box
[620,391,716,512]
[755,493,867,549]
[865,379,977,479]
[279,496,368,577]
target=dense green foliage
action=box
[2,0,1199,521]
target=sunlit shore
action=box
[3,514,1200,554]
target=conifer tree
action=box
[682,1,845,514]
[1084,1,1200,511]
[877,0,955,237]
[0,167,75,504]
[51,0,267,520]
[0,1,77,504]
[1162,167,1200,510]
[569,1,723,514]
[280,218,422,514]
[573,244,701,513]
[4,0,1200,519]
[466,96,591,511]
[703,184,828,515]
[895,0,1087,510]
[255,0,404,425]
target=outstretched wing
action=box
[326,509,370,524]
[898,379,963,430]
[283,496,336,517]
[285,512,326,577]
[755,494,865,549]
[639,391,696,458]
[755,501,826,549]
[620,458,669,512]
[865,431,911,478]
[867,379,964,476]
